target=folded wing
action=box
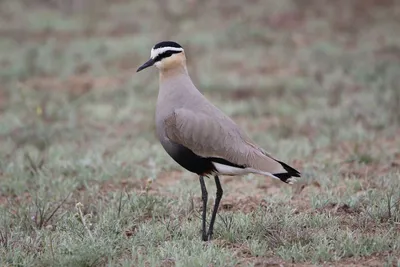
[164,108,300,183]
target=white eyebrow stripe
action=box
[151,47,184,59]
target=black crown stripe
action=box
[153,41,182,49]
[154,50,182,62]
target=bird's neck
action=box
[157,64,200,112]
[159,64,188,80]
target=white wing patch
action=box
[212,162,280,180]
[151,47,184,59]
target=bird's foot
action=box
[201,230,208,241]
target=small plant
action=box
[75,202,94,241]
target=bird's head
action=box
[137,41,186,72]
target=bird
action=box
[136,41,301,241]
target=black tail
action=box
[273,161,301,183]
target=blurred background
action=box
[0,0,400,265]
[0,0,400,200]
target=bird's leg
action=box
[207,175,223,240]
[199,175,208,241]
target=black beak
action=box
[137,58,155,72]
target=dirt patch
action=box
[159,258,176,267]
[223,196,267,212]
[190,195,268,213]
[316,203,361,215]
[329,251,399,267]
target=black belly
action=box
[162,141,246,176]
[166,143,216,175]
